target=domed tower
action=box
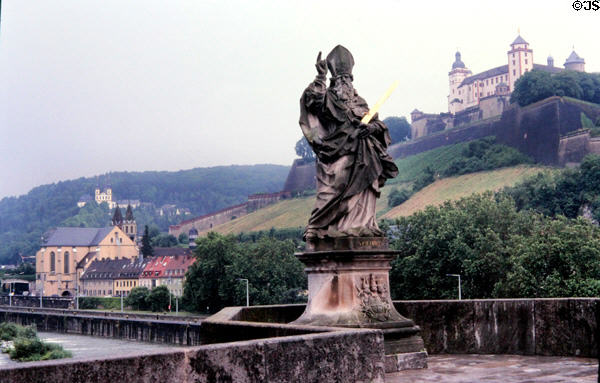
[123,204,137,242]
[507,35,533,92]
[448,51,471,114]
[564,50,585,72]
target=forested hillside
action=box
[0,164,289,263]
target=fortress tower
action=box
[507,35,533,91]
[448,52,472,114]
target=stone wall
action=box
[0,329,386,383]
[246,191,291,212]
[0,296,71,309]
[169,203,248,237]
[558,130,591,166]
[283,158,316,193]
[394,298,598,357]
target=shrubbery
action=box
[388,192,600,300]
[0,323,71,362]
[442,137,532,177]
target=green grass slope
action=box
[207,164,549,235]
[382,166,548,219]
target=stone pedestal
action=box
[292,237,427,371]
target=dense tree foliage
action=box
[146,285,172,312]
[0,165,288,263]
[125,286,151,310]
[504,154,600,220]
[152,234,179,248]
[295,137,316,162]
[388,188,412,208]
[389,192,600,299]
[383,116,411,144]
[511,70,600,107]
[442,137,532,177]
[140,226,154,257]
[182,232,306,313]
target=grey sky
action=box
[1,0,598,198]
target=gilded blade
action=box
[360,81,399,124]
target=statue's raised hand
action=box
[315,51,327,76]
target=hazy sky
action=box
[1,0,599,199]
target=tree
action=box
[146,285,172,312]
[125,286,150,310]
[182,232,307,313]
[383,116,411,144]
[183,233,239,313]
[295,137,316,162]
[178,233,189,245]
[152,234,178,247]
[511,69,600,107]
[141,225,154,257]
[388,188,412,208]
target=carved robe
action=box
[300,77,398,239]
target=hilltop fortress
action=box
[411,35,586,139]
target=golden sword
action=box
[360,81,400,124]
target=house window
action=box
[50,252,55,273]
[525,59,528,64]
[513,70,516,76]
[64,252,70,274]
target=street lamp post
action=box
[446,274,462,300]
[238,278,249,307]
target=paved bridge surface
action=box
[387,354,598,382]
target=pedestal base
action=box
[292,237,426,362]
[385,351,428,373]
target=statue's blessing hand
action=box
[315,51,327,76]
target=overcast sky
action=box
[1,0,599,199]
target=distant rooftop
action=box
[43,227,114,247]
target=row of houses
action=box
[80,248,195,297]
[36,223,195,298]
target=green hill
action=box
[0,164,289,263]
[205,165,548,235]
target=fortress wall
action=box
[169,203,248,237]
[282,159,316,192]
[479,96,508,119]
[391,97,598,166]
[247,191,291,212]
[587,137,600,155]
[558,130,591,166]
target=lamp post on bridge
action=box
[237,278,249,307]
[446,274,462,300]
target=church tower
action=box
[448,51,471,114]
[112,206,124,229]
[507,35,533,92]
[123,204,137,242]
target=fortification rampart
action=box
[169,192,291,237]
[282,158,316,193]
[391,97,600,166]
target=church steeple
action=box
[125,204,134,221]
[112,206,123,228]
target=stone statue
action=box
[299,45,398,241]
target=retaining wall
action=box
[0,296,71,309]
[394,298,599,357]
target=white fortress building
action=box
[447,35,585,114]
[410,35,587,140]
